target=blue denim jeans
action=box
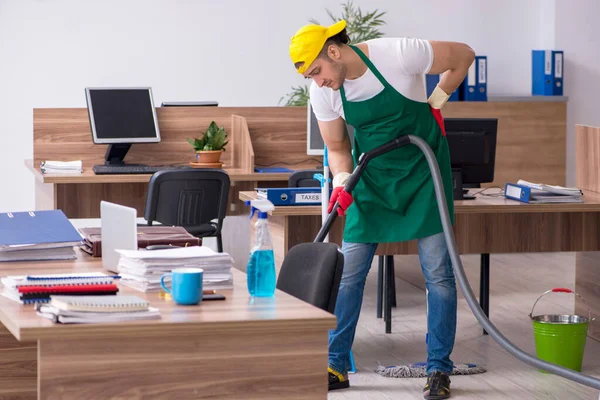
[328,231,457,375]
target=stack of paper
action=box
[115,246,234,292]
[35,295,160,324]
[0,210,83,262]
[1,272,120,304]
[40,160,83,174]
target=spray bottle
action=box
[245,198,276,297]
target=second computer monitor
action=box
[307,103,354,156]
[444,118,498,199]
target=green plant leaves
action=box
[187,121,229,151]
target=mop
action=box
[375,289,486,378]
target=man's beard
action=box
[330,61,347,90]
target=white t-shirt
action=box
[309,37,434,122]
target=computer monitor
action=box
[444,118,498,200]
[85,87,160,166]
[307,103,354,156]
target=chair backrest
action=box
[276,242,344,314]
[288,169,326,187]
[144,169,230,235]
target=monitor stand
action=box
[102,143,145,167]
[452,168,477,200]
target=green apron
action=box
[339,45,455,244]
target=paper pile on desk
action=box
[40,160,83,174]
[115,246,234,292]
[0,210,82,262]
[35,295,160,324]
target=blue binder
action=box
[0,210,83,247]
[256,187,332,206]
[461,56,487,101]
[425,74,459,101]
[532,50,563,96]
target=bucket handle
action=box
[529,288,594,321]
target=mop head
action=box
[375,362,486,378]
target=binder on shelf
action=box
[425,74,459,101]
[256,187,332,206]
[532,50,563,96]
[461,55,487,101]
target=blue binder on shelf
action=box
[532,50,563,96]
[0,210,83,248]
[425,74,459,101]
[461,55,487,101]
[256,187,332,206]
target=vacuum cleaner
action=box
[314,134,600,391]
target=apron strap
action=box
[349,45,394,90]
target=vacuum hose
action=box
[411,134,600,390]
[315,134,600,390]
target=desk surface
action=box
[25,159,292,183]
[0,250,335,342]
[239,189,600,215]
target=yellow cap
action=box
[289,20,347,74]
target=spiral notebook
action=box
[49,295,150,312]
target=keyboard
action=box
[92,164,189,175]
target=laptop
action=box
[100,201,138,272]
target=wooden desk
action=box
[239,189,600,255]
[27,160,293,218]
[30,102,568,219]
[0,250,335,399]
[239,189,600,337]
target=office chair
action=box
[288,169,331,187]
[277,241,356,373]
[144,169,230,252]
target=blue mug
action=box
[160,267,204,305]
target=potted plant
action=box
[187,121,229,164]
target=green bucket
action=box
[529,288,594,373]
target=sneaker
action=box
[328,366,350,391]
[423,371,451,399]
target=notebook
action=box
[1,273,120,304]
[49,295,150,312]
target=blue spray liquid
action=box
[247,249,276,297]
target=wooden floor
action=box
[329,252,600,400]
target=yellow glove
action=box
[428,85,450,110]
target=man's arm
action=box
[427,41,475,107]
[317,117,353,185]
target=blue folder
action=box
[461,55,487,101]
[532,50,563,96]
[0,210,83,247]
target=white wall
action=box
[554,0,600,186]
[0,0,556,212]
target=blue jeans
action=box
[328,231,457,375]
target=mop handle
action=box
[314,135,411,243]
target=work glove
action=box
[328,172,353,216]
[428,85,450,136]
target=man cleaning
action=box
[289,20,474,399]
